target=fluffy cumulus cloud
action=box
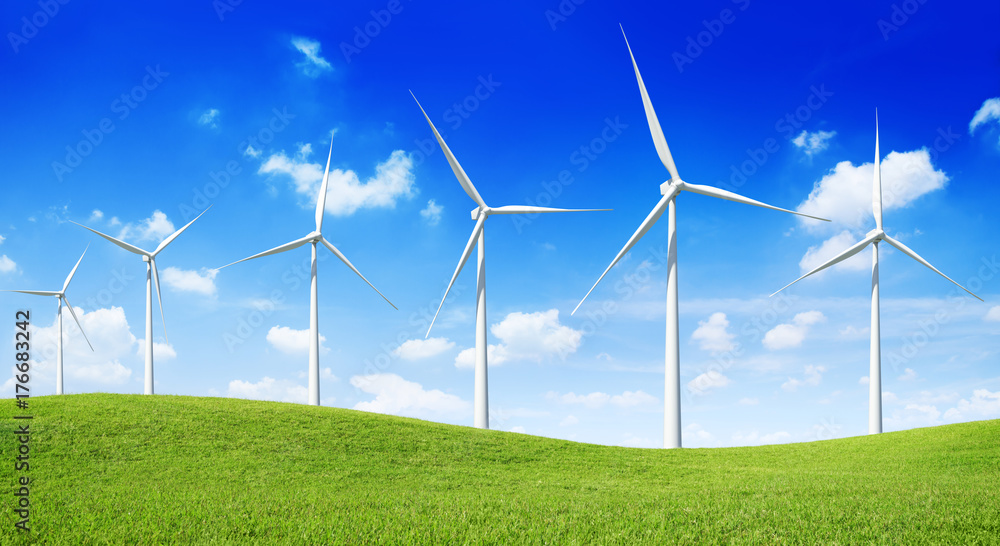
[796,149,948,233]
[117,210,176,243]
[781,364,826,392]
[898,368,918,382]
[546,390,657,410]
[691,312,735,354]
[792,130,836,157]
[943,389,1000,422]
[0,254,15,273]
[162,267,218,296]
[687,371,731,395]
[985,306,1000,322]
[291,36,333,77]
[259,145,415,217]
[455,309,582,368]
[227,377,309,404]
[136,339,177,361]
[763,311,826,350]
[198,108,220,128]
[266,326,328,355]
[350,373,469,418]
[969,97,1000,145]
[731,430,792,446]
[393,337,455,360]
[798,230,870,274]
[420,199,443,226]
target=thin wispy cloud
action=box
[291,36,333,77]
[198,108,220,129]
[792,129,836,157]
[969,97,1000,145]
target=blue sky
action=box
[2,0,999,448]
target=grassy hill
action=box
[2,394,998,543]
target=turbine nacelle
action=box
[660,179,683,196]
[866,228,886,241]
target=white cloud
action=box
[198,108,220,129]
[88,210,104,222]
[781,364,826,392]
[0,235,4,244]
[687,371,731,395]
[969,97,1000,144]
[739,397,759,405]
[796,149,948,233]
[162,267,218,296]
[291,36,333,77]
[117,210,176,243]
[883,391,899,404]
[420,199,443,226]
[942,389,1000,421]
[792,129,836,157]
[350,373,469,418]
[393,337,455,360]
[763,310,826,350]
[731,430,792,446]
[456,309,583,368]
[265,326,328,355]
[559,415,579,427]
[859,375,869,385]
[840,325,869,337]
[898,368,918,382]
[259,145,415,217]
[227,377,309,404]
[136,339,177,361]
[985,306,1000,322]
[798,230,870,275]
[244,145,262,159]
[509,426,527,434]
[28,306,137,390]
[691,312,735,354]
[546,390,657,410]
[684,423,715,443]
[0,255,15,273]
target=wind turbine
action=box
[411,91,609,429]
[3,247,93,394]
[572,28,829,449]
[771,112,982,435]
[218,139,396,406]
[72,208,210,395]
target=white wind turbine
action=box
[572,28,830,449]
[771,112,982,435]
[219,139,396,406]
[411,91,609,429]
[3,247,93,394]
[73,208,211,395]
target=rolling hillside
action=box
[2,394,998,543]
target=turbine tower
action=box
[219,139,396,406]
[411,91,609,429]
[3,247,93,394]
[771,112,982,434]
[73,208,210,395]
[573,28,829,449]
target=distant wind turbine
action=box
[3,247,93,394]
[771,112,982,435]
[218,139,396,406]
[572,28,829,449]
[73,208,211,395]
[411,91,609,429]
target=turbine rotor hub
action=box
[660,179,682,196]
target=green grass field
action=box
[2,394,998,544]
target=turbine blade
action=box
[426,213,486,337]
[316,138,334,233]
[217,234,313,269]
[573,191,674,315]
[151,259,168,344]
[2,290,60,296]
[770,233,877,297]
[61,296,93,351]
[488,205,612,215]
[680,182,830,222]
[410,91,488,209]
[153,205,211,256]
[71,221,148,256]
[882,234,983,301]
[873,110,883,230]
[320,237,397,310]
[621,25,680,182]
[62,245,89,293]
